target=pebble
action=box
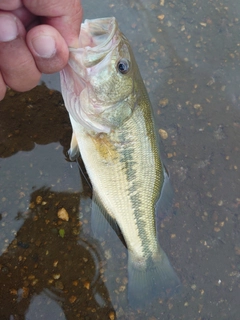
[218,200,223,206]
[36,196,42,204]
[84,281,90,290]
[69,295,77,303]
[57,208,69,221]
[157,14,165,20]
[109,311,115,320]
[22,287,29,298]
[159,129,168,139]
[159,98,169,107]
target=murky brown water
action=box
[1,0,240,319]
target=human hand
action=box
[0,0,83,100]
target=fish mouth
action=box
[70,17,119,69]
[60,17,121,133]
[79,17,118,50]
[67,17,121,92]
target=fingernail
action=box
[0,15,18,42]
[32,35,56,58]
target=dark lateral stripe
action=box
[118,122,157,257]
[117,72,164,258]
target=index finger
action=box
[23,0,83,47]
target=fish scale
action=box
[71,102,160,257]
[61,16,180,307]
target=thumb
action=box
[26,24,69,74]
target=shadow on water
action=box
[0,86,115,319]
[0,187,112,320]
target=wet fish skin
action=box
[60,17,180,306]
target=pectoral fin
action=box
[68,131,80,161]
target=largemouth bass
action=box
[60,17,180,306]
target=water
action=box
[1,0,240,319]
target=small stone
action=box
[69,295,77,303]
[36,196,42,204]
[84,281,90,290]
[104,249,112,260]
[159,98,169,107]
[57,208,69,221]
[109,311,115,320]
[119,285,126,292]
[158,14,165,20]
[53,274,61,280]
[194,104,201,109]
[10,289,18,295]
[207,78,215,86]
[31,279,38,286]
[159,129,168,139]
[22,287,29,298]
[53,260,58,267]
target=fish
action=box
[60,17,180,306]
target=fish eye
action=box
[117,59,130,74]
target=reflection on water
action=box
[0,86,115,319]
[0,185,113,319]
[1,0,240,319]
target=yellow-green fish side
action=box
[61,17,180,307]
[69,70,180,306]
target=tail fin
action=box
[128,248,181,308]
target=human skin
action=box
[0,0,83,100]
